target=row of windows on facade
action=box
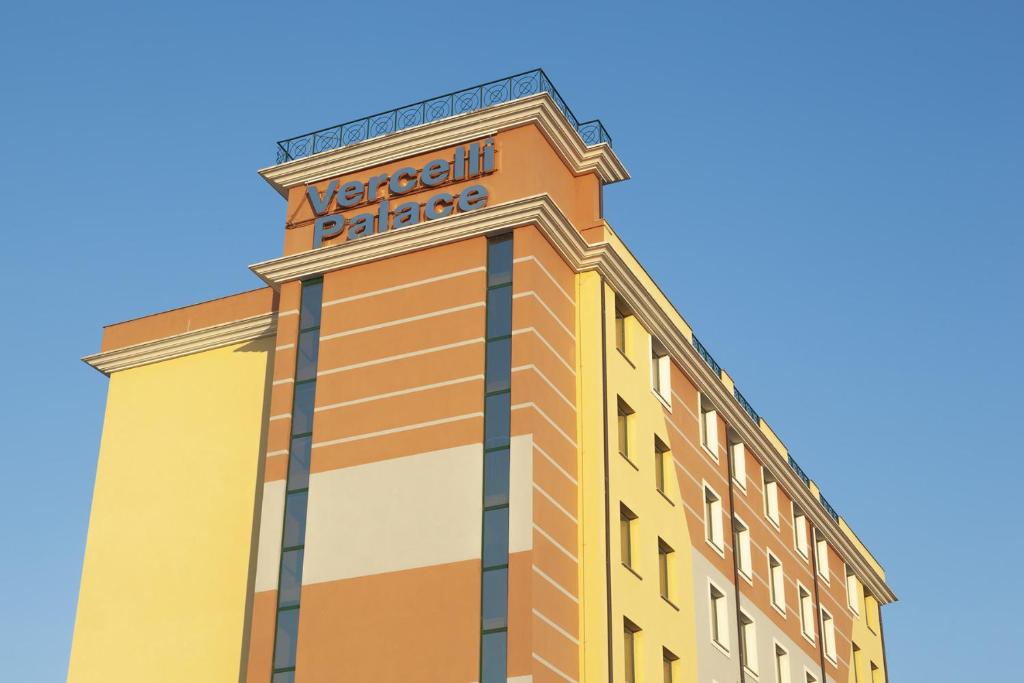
[616,384,882,635]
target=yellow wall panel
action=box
[68,339,273,683]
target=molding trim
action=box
[83,313,277,376]
[246,195,897,604]
[257,93,629,195]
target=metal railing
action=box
[820,495,840,522]
[788,455,812,487]
[274,69,612,164]
[692,336,722,378]
[734,386,760,424]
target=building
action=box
[69,70,895,683]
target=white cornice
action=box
[258,93,629,195]
[82,313,277,376]
[245,195,896,604]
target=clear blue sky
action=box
[1,1,1020,680]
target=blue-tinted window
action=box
[481,568,508,630]
[271,672,295,683]
[278,549,304,608]
[273,608,300,669]
[484,393,511,449]
[485,338,511,393]
[299,280,323,330]
[282,491,308,549]
[486,286,513,339]
[487,236,513,287]
[291,381,316,436]
[295,330,320,382]
[287,436,311,492]
[480,630,508,683]
[483,449,510,507]
[483,507,509,568]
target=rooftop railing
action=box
[692,336,722,378]
[274,69,612,164]
[788,454,812,487]
[734,386,760,424]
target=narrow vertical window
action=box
[651,338,670,402]
[846,565,861,614]
[620,505,636,570]
[734,517,752,579]
[614,302,628,355]
[699,394,718,457]
[774,644,790,683]
[763,467,780,525]
[709,583,729,649]
[853,643,863,683]
[730,441,747,490]
[654,436,670,494]
[865,590,881,633]
[271,278,323,682]
[739,611,758,675]
[623,619,640,683]
[658,539,674,601]
[806,671,820,683]
[798,584,815,641]
[820,608,837,663]
[480,234,513,683]
[793,505,809,557]
[816,537,830,582]
[704,486,724,551]
[617,399,633,461]
[768,552,786,612]
[662,648,678,683]
[870,662,883,683]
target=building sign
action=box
[308,138,495,247]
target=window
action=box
[768,552,785,613]
[704,485,724,551]
[709,583,729,650]
[730,441,747,490]
[739,611,758,675]
[871,662,883,683]
[654,437,670,494]
[864,590,881,633]
[853,643,864,683]
[651,338,670,402]
[617,399,633,462]
[658,539,674,601]
[615,300,630,356]
[793,505,809,557]
[734,517,752,579]
[820,608,837,663]
[763,468,780,526]
[805,670,819,683]
[662,648,678,683]
[774,644,790,683]
[624,619,639,683]
[846,566,861,614]
[798,584,815,641]
[699,394,718,457]
[620,505,636,569]
[815,537,830,583]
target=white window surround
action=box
[708,580,730,653]
[650,337,671,407]
[768,551,786,615]
[699,395,719,460]
[739,611,759,676]
[763,468,780,528]
[804,667,820,683]
[704,483,725,555]
[798,582,816,643]
[793,506,810,558]
[846,565,861,615]
[773,641,790,683]
[816,537,831,584]
[734,516,753,581]
[731,441,747,491]
[820,607,837,664]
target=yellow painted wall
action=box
[68,339,273,683]
[577,273,699,683]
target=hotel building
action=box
[69,71,896,683]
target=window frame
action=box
[739,610,759,676]
[617,399,634,463]
[820,606,837,664]
[815,536,831,585]
[846,564,861,615]
[797,581,816,644]
[773,641,791,683]
[708,580,730,653]
[620,504,637,571]
[658,538,675,603]
[699,394,719,460]
[768,550,786,615]
[733,515,753,582]
[793,504,810,559]
[730,440,747,491]
[703,482,725,555]
[763,467,780,528]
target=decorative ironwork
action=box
[692,336,722,378]
[820,495,840,522]
[273,69,612,164]
[788,455,811,487]
[733,387,760,424]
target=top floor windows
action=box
[793,504,810,558]
[846,565,861,614]
[651,337,670,403]
[816,537,831,583]
[763,467,780,527]
[614,299,630,356]
[730,440,747,490]
[699,394,718,459]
